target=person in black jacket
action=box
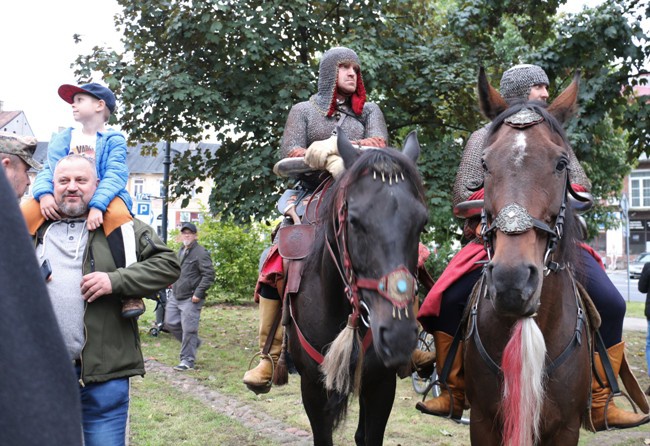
[0,159,82,445]
[165,222,215,371]
[638,261,650,395]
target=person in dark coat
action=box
[638,261,650,395]
[165,222,215,371]
[0,162,83,445]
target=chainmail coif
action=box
[499,64,550,105]
[280,47,388,181]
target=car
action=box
[629,252,650,279]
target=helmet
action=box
[499,64,549,103]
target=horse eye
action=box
[556,157,569,172]
[481,159,488,172]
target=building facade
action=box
[28,140,216,238]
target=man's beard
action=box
[58,194,89,218]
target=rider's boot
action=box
[415,331,466,420]
[591,341,650,431]
[243,297,283,394]
[411,348,436,378]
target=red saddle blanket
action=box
[417,241,604,321]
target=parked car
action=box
[629,252,650,279]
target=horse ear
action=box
[548,70,581,124]
[478,66,508,120]
[401,130,420,163]
[336,127,361,169]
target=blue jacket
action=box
[32,127,133,212]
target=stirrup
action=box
[601,391,640,431]
[420,379,463,422]
[244,351,276,395]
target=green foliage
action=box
[74,0,649,245]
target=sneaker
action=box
[122,297,145,318]
[173,362,193,371]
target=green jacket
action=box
[35,219,180,385]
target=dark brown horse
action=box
[464,70,592,445]
[286,129,427,446]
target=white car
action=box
[629,252,650,279]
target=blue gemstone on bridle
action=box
[379,282,385,291]
[397,280,407,293]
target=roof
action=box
[32,140,220,174]
[0,111,21,128]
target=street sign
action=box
[136,202,151,216]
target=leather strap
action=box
[594,331,619,393]
[262,304,283,356]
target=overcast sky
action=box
[0,0,638,142]
[0,0,122,141]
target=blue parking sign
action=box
[137,202,150,215]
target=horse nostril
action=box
[526,265,539,295]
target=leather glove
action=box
[325,154,345,179]
[356,137,387,148]
[304,136,338,170]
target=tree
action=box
[75,0,649,245]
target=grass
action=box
[130,299,650,446]
[626,301,645,319]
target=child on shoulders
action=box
[22,82,144,319]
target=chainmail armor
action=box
[280,47,388,187]
[499,64,549,104]
[453,125,491,206]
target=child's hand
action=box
[87,208,104,231]
[40,194,61,221]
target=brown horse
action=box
[286,129,428,445]
[464,70,592,445]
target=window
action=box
[133,178,144,197]
[630,171,650,208]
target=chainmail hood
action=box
[310,46,367,117]
[499,64,549,104]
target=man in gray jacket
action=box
[166,222,216,371]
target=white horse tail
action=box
[501,318,546,446]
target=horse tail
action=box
[501,318,546,446]
[321,316,364,396]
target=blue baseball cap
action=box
[58,83,116,113]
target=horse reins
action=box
[466,269,588,377]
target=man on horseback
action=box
[416,64,649,431]
[243,46,398,392]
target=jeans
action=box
[646,320,650,377]
[77,369,130,446]
[164,292,204,367]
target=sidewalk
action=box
[624,317,647,332]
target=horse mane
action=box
[320,147,426,226]
[487,100,582,270]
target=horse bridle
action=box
[470,168,590,375]
[325,173,418,328]
[480,168,573,275]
